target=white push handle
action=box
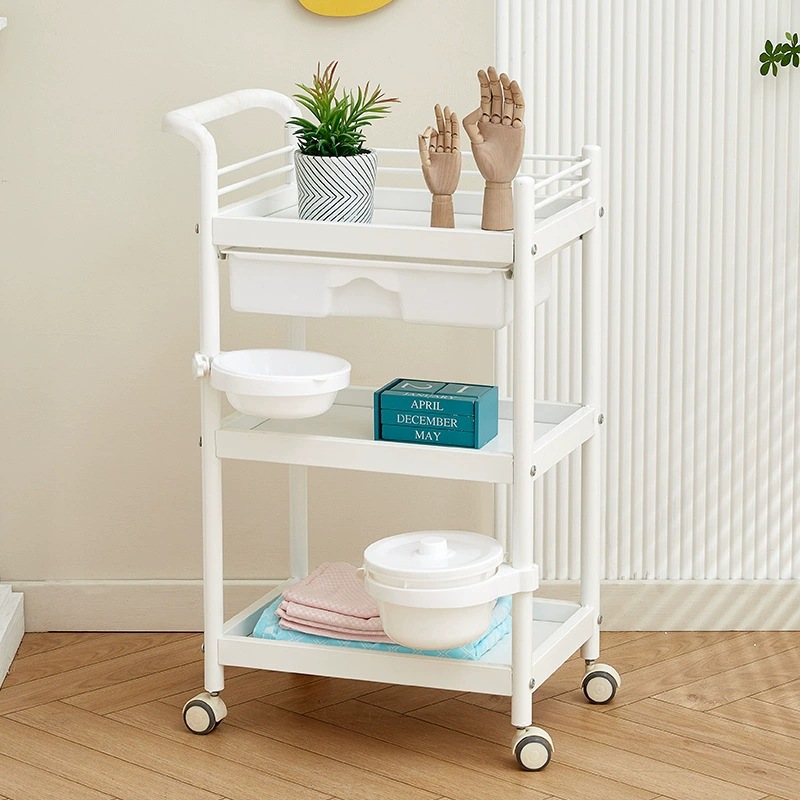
[162,89,304,361]
[163,88,300,133]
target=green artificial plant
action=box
[759,32,800,76]
[288,61,399,157]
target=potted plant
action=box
[288,61,399,223]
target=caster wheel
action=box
[182,692,227,734]
[582,663,621,704]
[512,727,554,771]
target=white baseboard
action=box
[539,579,800,631]
[13,580,280,632]
[0,585,25,687]
[10,579,800,632]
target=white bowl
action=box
[210,349,351,419]
[378,601,495,651]
[363,531,504,650]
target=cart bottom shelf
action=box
[218,583,596,697]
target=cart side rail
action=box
[163,89,302,215]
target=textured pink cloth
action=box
[277,601,385,632]
[282,562,381,618]
[277,562,390,642]
[278,618,395,643]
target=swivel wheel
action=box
[512,726,554,771]
[182,692,228,734]
[582,663,621,704]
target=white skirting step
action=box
[9,578,800,632]
[0,585,24,688]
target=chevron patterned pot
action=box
[294,150,378,223]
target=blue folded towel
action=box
[252,594,511,660]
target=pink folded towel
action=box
[277,600,385,633]
[278,617,395,643]
[283,562,381,619]
[277,562,391,643]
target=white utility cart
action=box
[163,31,618,778]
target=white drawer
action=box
[226,250,553,329]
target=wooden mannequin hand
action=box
[418,104,461,228]
[462,67,525,230]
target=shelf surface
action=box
[214,186,597,266]
[215,387,597,483]
[218,581,595,697]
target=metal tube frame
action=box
[289,319,309,581]
[162,89,301,696]
[580,145,604,662]
[510,175,536,728]
[166,89,606,738]
[508,153,604,727]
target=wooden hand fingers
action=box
[418,126,436,166]
[462,107,483,144]
[500,73,513,125]
[478,69,491,122]
[450,110,460,152]
[510,79,525,128]
[475,67,525,129]
[488,66,503,122]
[424,69,524,158]
[434,104,446,150]
[440,107,459,152]
[428,106,459,152]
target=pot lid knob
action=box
[417,535,449,560]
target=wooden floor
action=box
[1,631,799,800]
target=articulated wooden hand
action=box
[418,104,461,228]
[462,67,525,231]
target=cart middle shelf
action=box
[217,386,598,483]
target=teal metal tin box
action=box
[374,378,499,449]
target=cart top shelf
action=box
[163,90,601,268]
[214,179,598,266]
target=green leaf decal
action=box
[759,34,800,76]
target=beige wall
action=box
[0,1,496,589]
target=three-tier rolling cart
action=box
[163,12,619,773]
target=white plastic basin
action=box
[363,531,504,649]
[210,349,351,419]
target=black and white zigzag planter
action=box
[294,150,378,223]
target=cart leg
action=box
[511,176,537,733]
[289,466,309,580]
[185,134,227,733]
[511,594,553,771]
[576,147,620,706]
[509,176,553,771]
[511,594,554,771]
[580,432,602,662]
[201,380,225,694]
[580,145,604,664]
[494,320,513,555]
[182,380,230,735]
[289,319,309,580]
[511,592,533,729]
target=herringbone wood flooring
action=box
[1,631,799,799]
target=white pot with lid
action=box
[363,530,505,650]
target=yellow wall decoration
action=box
[298,0,394,16]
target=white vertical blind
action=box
[509,0,800,580]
